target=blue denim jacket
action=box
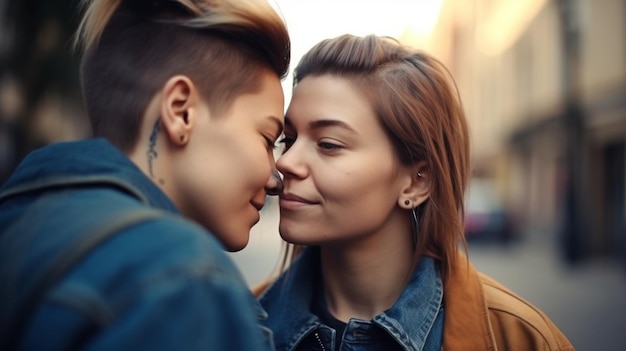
[0,138,273,351]
[259,247,444,351]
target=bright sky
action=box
[270,0,444,102]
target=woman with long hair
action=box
[258,34,573,351]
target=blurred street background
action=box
[1,0,625,350]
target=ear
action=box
[159,75,201,146]
[398,161,431,209]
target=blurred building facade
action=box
[0,0,87,184]
[406,0,626,264]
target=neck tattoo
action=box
[147,120,161,178]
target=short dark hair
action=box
[75,0,290,152]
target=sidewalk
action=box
[468,237,626,351]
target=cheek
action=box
[227,142,273,189]
[318,165,388,205]
[172,154,217,208]
[321,165,400,220]
[248,151,273,189]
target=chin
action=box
[213,227,250,252]
[224,239,249,252]
[279,229,314,246]
[279,220,307,241]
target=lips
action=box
[248,202,262,228]
[280,193,317,204]
[279,193,319,211]
[251,200,264,212]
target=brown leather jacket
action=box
[443,251,574,350]
[253,250,575,351]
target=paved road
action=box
[468,237,626,351]
[230,202,626,350]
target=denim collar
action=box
[259,248,322,351]
[373,254,443,350]
[259,247,443,351]
[0,138,179,214]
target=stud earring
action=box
[417,171,423,178]
[404,199,410,206]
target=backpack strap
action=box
[3,208,169,350]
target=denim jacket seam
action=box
[43,259,232,327]
[47,282,116,327]
[107,259,237,316]
[0,176,149,205]
[373,259,444,350]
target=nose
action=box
[276,143,307,180]
[265,169,283,196]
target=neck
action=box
[319,223,415,322]
[128,115,176,203]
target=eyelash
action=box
[318,141,341,151]
[264,136,278,150]
[277,136,342,153]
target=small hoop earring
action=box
[411,207,419,246]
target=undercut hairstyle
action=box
[75,0,290,152]
[286,34,469,277]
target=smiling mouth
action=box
[279,193,320,211]
[280,193,317,204]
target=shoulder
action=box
[60,209,258,320]
[101,212,239,277]
[49,215,268,350]
[478,273,575,351]
[442,251,574,351]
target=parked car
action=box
[464,178,515,244]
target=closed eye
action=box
[264,136,277,150]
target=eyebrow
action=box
[284,117,356,133]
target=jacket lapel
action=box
[442,251,497,350]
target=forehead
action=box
[222,71,285,123]
[287,75,376,127]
